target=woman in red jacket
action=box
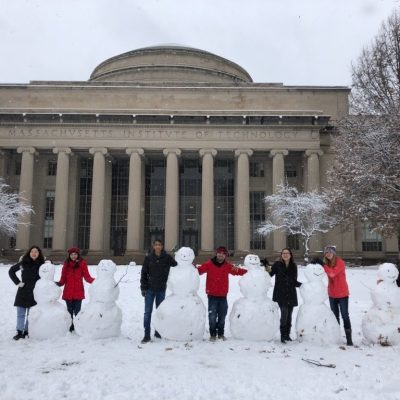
[323,246,353,346]
[57,247,94,331]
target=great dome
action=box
[89,45,253,83]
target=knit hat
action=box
[216,246,228,256]
[67,247,81,255]
[324,246,336,255]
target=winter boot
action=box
[285,326,293,341]
[69,323,75,333]
[345,329,353,346]
[22,331,29,338]
[141,335,151,344]
[13,330,25,340]
[154,331,161,339]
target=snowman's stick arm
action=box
[114,265,129,288]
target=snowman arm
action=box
[82,261,95,283]
[8,262,22,285]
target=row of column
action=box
[14,147,323,253]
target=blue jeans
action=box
[65,300,82,318]
[143,289,166,337]
[16,306,29,332]
[329,296,351,330]
[207,295,228,337]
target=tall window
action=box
[250,161,264,177]
[250,191,266,249]
[144,159,166,250]
[362,225,383,251]
[43,190,55,248]
[47,160,57,176]
[287,234,301,251]
[214,159,234,251]
[78,158,93,250]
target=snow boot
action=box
[22,331,29,338]
[345,329,353,346]
[69,323,75,333]
[209,335,217,342]
[13,330,25,340]
[141,336,151,344]
[154,331,161,339]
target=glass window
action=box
[78,158,93,250]
[47,160,57,176]
[362,225,383,252]
[43,190,55,249]
[250,161,265,177]
[250,191,266,249]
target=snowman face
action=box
[97,259,116,278]
[377,263,399,283]
[39,263,55,280]
[175,247,195,264]
[304,263,325,282]
[244,254,261,270]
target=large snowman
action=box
[75,259,122,339]
[153,247,206,341]
[30,262,71,339]
[362,263,400,346]
[296,263,341,345]
[229,254,279,341]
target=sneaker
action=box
[218,335,227,341]
[154,331,162,339]
[141,336,151,344]
[209,336,217,342]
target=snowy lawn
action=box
[0,264,398,400]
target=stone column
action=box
[235,149,253,252]
[270,149,288,253]
[89,147,108,252]
[52,148,72,251]
[16,147,36,249]
[163,149,181,251]
[0,149,5,177]
[199,149,217,252]
[126,148,144,252]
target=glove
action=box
[18,282,25,288]
[141,290,147,297]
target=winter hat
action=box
[216,246,228,256]
[324,246,336,255]
[67,247,81,255]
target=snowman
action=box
[362,263,400,346]
[153,247,206,341]
[229,254,279,341]
[296,263,341,345]
[74,259,122,339]
[30,262,71,339]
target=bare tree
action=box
[258,183,337,261]
[0,178,33,236]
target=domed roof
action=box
[90,45,253,84]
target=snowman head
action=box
[175,247,195,265]
[243,254,261,270]
[377,263,399,283]
[304,263,325,282]
[39,262,55,281]
[97,259,116,279]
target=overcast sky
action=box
[1,0,399,86]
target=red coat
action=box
[58,259,94,300]
[197,258,247,297]
[323,257,349,298]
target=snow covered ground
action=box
[0,263,399,400]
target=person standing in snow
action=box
[9,245,45,340]
[267,248,302,343]
[56,247,94,332]
[197,246,247,341]
[140,239,177,343]
[323,245,353,346]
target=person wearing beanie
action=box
[197,246,247,341]
[56,247,94,332]
[323,246,353,346]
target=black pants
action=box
[65,300,82,318]
[279,304,294,337]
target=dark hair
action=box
[153,239,163,246]
[280,248,294,263]
[22,245,45,265]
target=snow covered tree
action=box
[328,9,400,234]
[0,178,33,236]
[258,183,337,261]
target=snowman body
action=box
[362,263,400,345]
[30,262,70,339]
[75,260,122,339]
[229,254,279,341]
[296,263,341,345]
[154,247,206,341]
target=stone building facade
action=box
[0,46,398,263]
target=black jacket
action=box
[269,260,302,307]
[9,259,42,308]
[140,250,177,292]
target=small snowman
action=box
[30,262,70,339]
[362,263,400,346]
[74,259,122,339]
[296,263,341,345]
[229,254,279,341]
[153,247,206,341]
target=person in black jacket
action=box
[268,248,302,343]
[140,239,177,343]
[8,245,45,340]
